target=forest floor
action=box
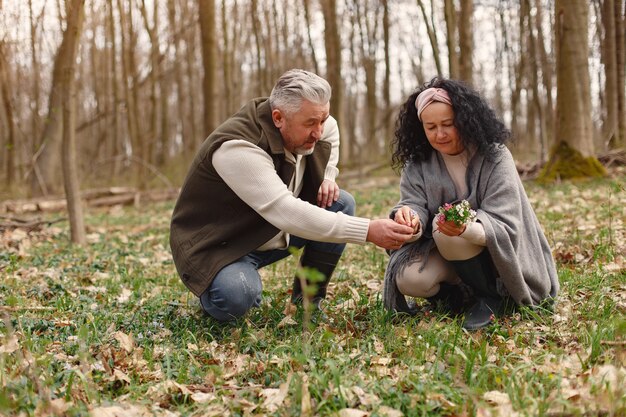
[0,168,625,417]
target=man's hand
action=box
[393,205,421,233]
[366,219,415,250]
[317,179,340,207]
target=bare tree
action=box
[321,0,346,160]
[198,0,217,137]
[444,0,459,78]
[599,0,622,149]
[615,0,626,148]
[58,0,87,244]
[458,0,473,84]
[539,0,605,181]
[416,0,442,75]
[0,40,15,187]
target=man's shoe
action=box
[462,296,502,330]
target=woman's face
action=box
[420,102,464,155]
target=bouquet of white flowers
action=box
[436,200,476,227]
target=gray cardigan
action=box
[383,145,559,314]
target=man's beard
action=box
[293,145,315,156]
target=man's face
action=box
[272,100,330,155]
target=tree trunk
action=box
[539,0,605,182]
[107,0,122,177]
[182,0,200,151]
[0,40,15,188]
[29,0,42,159]
[615,0,626,148]
[534,0,555,151]
[199,0,217,137]
[382,0,392,145]
[139,0,160,167]
[59,0,86,244]
[416,0,442,75]
[601,0,619,150]
[303,0,320,74]
[116,0,142,186]
[458,0,473,84]
[444,0,459,78]
[32,5,76,195]
[321,0,346,162]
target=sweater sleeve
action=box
[213,140,370,244]
[321,115,340,182]
[460,221,487,246]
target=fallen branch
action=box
[0,306,56,312]
[0,216,66,232]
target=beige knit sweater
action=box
[212,116,370,250]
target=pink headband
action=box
[415,88,452,121]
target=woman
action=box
[383,77,559,330]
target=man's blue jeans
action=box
[200,189,356,322]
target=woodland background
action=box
[0,1,625,415]
[0,0,624,200]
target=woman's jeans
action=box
[200,189,356,322]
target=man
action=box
[170,69,414,322]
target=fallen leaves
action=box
[0,334,20,354]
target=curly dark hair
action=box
[391,77,511,171]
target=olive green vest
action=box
[169,98,331,296]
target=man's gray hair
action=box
[269,69,332,115]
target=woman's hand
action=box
[436,218,466,236]
[394,206,421,234]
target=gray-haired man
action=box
[170,69,413,322]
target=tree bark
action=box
[198,0,217,137]
[444,0,459,78]
[601,0,619,149]
[458,0,473,84]
[116,0,143,186]
[0,40,15,187]
[539,0,605,181]
[615,0,626,148]
[533,0,555,150]
[416,0,442,75]
[59,0,86,244]
[107,0,122,177]
[29,0,42,158]
[302,0,320,74]
[321,0,346,162]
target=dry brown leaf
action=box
[0,334,19,354]
[377,405,404,417]
[190,392,217,403]
[116,288,132,303]
[146,380,192,398]
[483,390,510,405]
[338,409,369,417]
[110,368,131,384]
[301,374,313,417]
[351,386,380,406]
[90,404,151,417]
[277,315,297,328]
[113,331,134,353]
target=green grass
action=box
[0,169,624,416]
